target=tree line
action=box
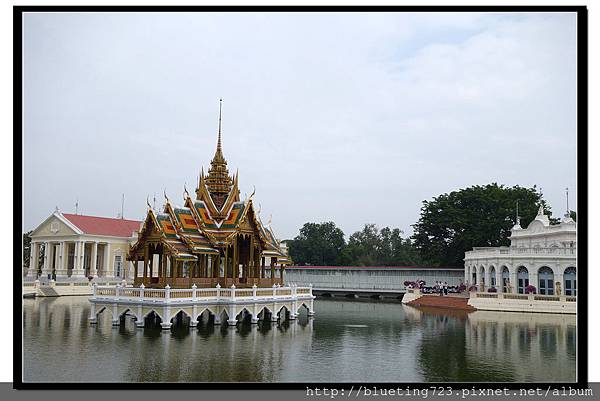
[287,183,576,268]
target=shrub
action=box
[468,285,478,292]
[458,283,467,292]
[487,287,497,293]
[525,285,537,294]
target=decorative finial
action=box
[163,189,169,203]
[184,183,190,198]
[146,195,152,210]
[566,187,569,216]
[515,200,519,225]
[153,193,157,210]
[249,185,256,199]
[217,98,223,152]
[537,204,544,216]
[55,205,59,212]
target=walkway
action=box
[406,295,476,311]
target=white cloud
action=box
[23,12,577,239]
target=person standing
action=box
[443,281,448,296]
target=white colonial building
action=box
[464,206,576,296]
[26,209,142,284]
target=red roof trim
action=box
[62,213,141,238]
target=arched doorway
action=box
[471,266,476,285]
[538,267,554,295]
[489,266,496,289]
[517,266,529,294]
[501,266,510,293]
[564,267,576,296]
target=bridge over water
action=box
[283,266,464,298]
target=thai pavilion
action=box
[127,103,291,289]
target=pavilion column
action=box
[148,247,154,279]
[133,259,138,280]
[270,257,275,284]
[281,264,285,284]
[224,247,229,285]
[249,236,254,280]
[90,242,98,278]
[143,246,148,284]
[233,237,239,282]
[261,256,265,280]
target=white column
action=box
[27,242,38,277]
[73,240,85,277]
[42,241,50,276]
[509,266,518,294]
[62,242,69,274]
[105,243,113,278]
[531,267,539,294]
[73,241,79,270]
[55,242,67,278]
[91,242,98,278]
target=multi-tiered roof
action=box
[129,102,290,265]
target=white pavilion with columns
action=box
[464,206,576,296]
[26,209,141,284]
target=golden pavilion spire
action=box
[206,99,233,208]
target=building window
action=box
[114,255,122,277]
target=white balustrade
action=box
[90,283,314,304]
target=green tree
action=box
[411,183,554,267]
[23,230,32,267]
[287,222,346,266]
[569,210,577,221]
[342,224,424,266]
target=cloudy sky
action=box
[23,12,577,240]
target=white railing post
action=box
[92,282,97,297]
[309,283,313,297]
[231,284,236,301]
[216,283,221,299]
[139,283,145,299]
[115,284,121,300]
[273,283,277,298]
[165,284,171,302]
[292,283,296,297]
[192,284,197,300]
[252,284,257,300]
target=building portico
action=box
[26,210,141,284]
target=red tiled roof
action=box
[62,213,141,237]
[285,265,463,270]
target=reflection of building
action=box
[465,311,576,382]
[127,102,291,288]
[26,210,141,283]
[464,207,576,295]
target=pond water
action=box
[22,296,576,382]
